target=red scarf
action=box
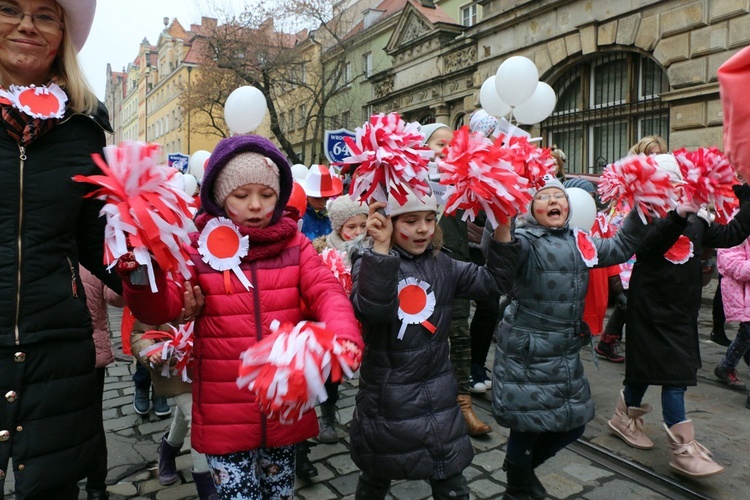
[192,213,299,262]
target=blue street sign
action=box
[168,153,189,173]
[324,128,356,164]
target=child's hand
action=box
[676,201,702,218]
[179,281,204,323]
[493,217,513,242]
[148,353,163,367]
[367,201,392,254]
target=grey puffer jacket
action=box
[350,238,519,480]
[492,210,685,433]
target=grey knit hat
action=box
[327,195,369,233]
[525,174,569,225]
[213,152,280,207]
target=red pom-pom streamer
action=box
[494,134,557,190]
[437,126,532,227]
[673,147,739,224]
[73,141,194,291]
[338,113,433,206]
[237,321,361,424]
[320,248,352,295]
[139,322,195,382]
[598,154,677,223]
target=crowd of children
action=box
[101,108,750,500]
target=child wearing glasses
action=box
[486,174,698,499]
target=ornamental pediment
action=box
[385,2,461,58]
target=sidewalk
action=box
[4,279,747,499]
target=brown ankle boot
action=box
[457,394,492,436]
[664,420,724,478]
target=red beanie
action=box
[719,46,750,181]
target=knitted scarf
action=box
[192,212,299,262]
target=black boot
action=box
[85,488,109,500]
[502,459,531,500]
[295,441,318,480]
[157,433,181,485]
[318,402,338,443]
[529,457,549,499]
[710,330,731,347]
[192,471,219,500]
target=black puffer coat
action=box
[626,204,750,386]
[349,239,519,480]
[0,104,118,496]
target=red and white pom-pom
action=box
[339,113,433,206]
[73,141,194,292]
[664,234,694,264]
[236,320,361,424]
[673,147,740,224]
[598,154,677,223]
[320,248,352,295]
[574,228,599,267]
[591,212,616,238]
[494,134,557,190]
[437,126,532,228]
[139,322,195,382]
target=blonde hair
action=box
[550,145,567,180]
[51,15,99,115]
[629,135,667,155]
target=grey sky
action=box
[79,1,248,100]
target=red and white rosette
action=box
[397,277,437,340]
[138,322,195,382]
[0,83,67,119]
[236,320,361,424]
[320,248,352,295]
[494,134,557,190]
[73,141,194,292]
[673,147,740,224]
[438,126,532,228]
[664,234,694,264]
[598,154,677,223]
[339,112,433,206]
[197,217,253,291]
[574,228,599,267]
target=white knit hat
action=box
[327,196,369,233]
[387,185,438,217]
[213,152,280,207]
[419,123,450,146]
[469,109,499,138]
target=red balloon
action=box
[287,182,307,218]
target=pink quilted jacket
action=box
[124,231,362,455]
[717,237,750,322]
[80,266,124,368]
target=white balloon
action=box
[224,86,268,135]
[291,164,309,180]
[566,187,597,230]
[183,174,198,196]
[495,56,539,106]
[513,82,557,125]
[479,77,511,118]
[189,150,211,182]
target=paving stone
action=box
[107,482,139,497]
[327,453,360,475]
[105,414,141,432]
[581,478,664,499]
[154,482,197,500]
[389,479,431,500]
[296,482,338,500]
[470,478,504,499]
[464,465,483,481]
[562,462,615,483]
[327,471,359,497]
[543,472,584,498]
[471,448,505,473]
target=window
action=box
[299,104,306,128]
[344,62,352,86]
[543,53,669,174]
[460,3,477,27]
[289,109,295,130]
[342,110,350,130]
[299,63,306,84]
[362,52,372,77]
[362,104,373,123]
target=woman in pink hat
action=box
[0,1,124,498]
[301,164,343,240]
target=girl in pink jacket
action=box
[122,135,363,499]
[715,184,750,407]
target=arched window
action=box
[453,112,467,130]
[543,52,669,174]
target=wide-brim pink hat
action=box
[57,0,96,52]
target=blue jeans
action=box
[506,426,586,466]
[624,384,686,427]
